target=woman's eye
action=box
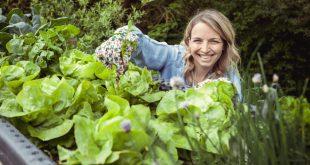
[210,40,221,44]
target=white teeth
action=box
[197,54,212,62]
[201,56,210,59]
[199,54,211,57]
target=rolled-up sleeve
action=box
[129,27,179,71]
[227,68,242,102]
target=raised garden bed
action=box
[0,117,55,165]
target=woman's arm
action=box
[227,68,243,102]
[95,25,181,73]
[130,26,179,71]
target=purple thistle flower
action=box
[180,101,189,109]
[121,119,131,133]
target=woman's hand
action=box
[95,26,139,75]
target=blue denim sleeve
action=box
[129,26,179,71]
[227,68,243,101]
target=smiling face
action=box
[188,22,224,73]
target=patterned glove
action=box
[95,26,139,75]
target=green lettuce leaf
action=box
[27,119,74,141]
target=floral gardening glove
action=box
[95,26,139,75]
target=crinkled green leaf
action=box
[120,70,149,96]
[16,76,74,113]
[76,102,94,119]
[183,88,214,112]
[118,63,154,96]
[94,64,116,81]
[50,17,70,27]
[217,81,235,98]
[6,8,24,22]
[73,115,99,155]
[152,146,176,165]
[0,32,12,45]
[6,38,24,55]
[16,61,40,81]
[72,80,99,104]
[96,116,124,135]
[0,15,6,23]
[109,150,142,165]
[205,128,220,154]
[0,87,15,103]
[6,22,34,35]
[150,120,179,143]
[105,151,122,164]
[59,49,102,79]
[140,91,166,103]
[39,50,54,60]
[0,98,26,117]
[9,14,23,24]
[57,145,79,164]
[40,75,61,95]
[28,40,45,60]
[95,136,113,164]
[0,65,25,88]
[52,78,75,112]
[54,24,80,39]
[156,90,183,115]
[31,13,41,31]
[0,61,40,90]
[107,95,130,114]
[39,28,63,53]
[72,115,114,164]
[113,130,151,151]
[28,119,73,141]
[172,134,191,150]
[126,104,151,129]
[204,104,226,127]
[100,95,130,121]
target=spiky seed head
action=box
[262,84,269,93]
[272,74,279,83]
[252,73,262,84]
[170,76,185,89]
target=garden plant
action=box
[0,1,309,164]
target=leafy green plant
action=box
[31,0,145,53]
[0,12,240,163]
[0,4,309,164]
[0,6,40,52]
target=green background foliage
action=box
[1,0,309,97]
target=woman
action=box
[96,9,242,100]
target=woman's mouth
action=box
[198,54,213,62]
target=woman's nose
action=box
[200,41,209,52]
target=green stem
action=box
[174,90,196,164]
[257,52,267,85]
[300,78,309,98]
[245,38,265,72]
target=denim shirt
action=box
[123,26,242,100]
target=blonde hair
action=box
[182,9,240,84]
